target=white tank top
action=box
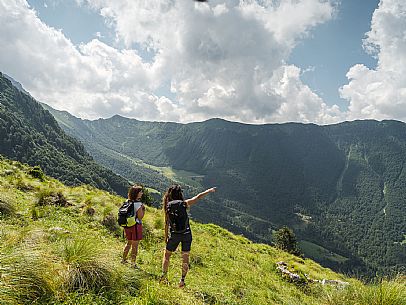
[133,201,143,224]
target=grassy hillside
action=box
[43,105,406,277]
[1,156,405,305]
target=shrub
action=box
[62,238,97,265]
[140,221,153,243]
[140,187,155,206]
[28,166,45,181]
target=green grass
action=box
[299,240,349,264]
[0,193,16,217]
[114,152,204,188]
[148,165,204,188]
[322,277,406,305]
[0,157,405,304]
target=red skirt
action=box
[124,224,143,241]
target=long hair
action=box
[162,185,184,239]
[162,184,184,213]
[128,185,143,202]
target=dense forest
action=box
[0,72,129,196]
[45,105,406,277]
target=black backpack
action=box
[166,200,189,233]
[117,200,136,227]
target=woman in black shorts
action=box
[161,184,216,287]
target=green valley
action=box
[1,71,405,278]
[45,105,406,277]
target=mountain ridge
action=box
[43,103,406,277]
[2,71,404,277]
[0,72,130,196]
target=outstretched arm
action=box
[185,187,216,207]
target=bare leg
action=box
[162,249,172,274]
[122,241,132,262]
[179,251,190,287]
[130,240,139,264]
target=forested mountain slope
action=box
[0,72,129,196]
[45,104,406,277]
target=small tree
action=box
[140,187,155,206]
[273,226,302,256]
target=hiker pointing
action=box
[161,185,216,288]
[119,185,145,268]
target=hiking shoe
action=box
[121,259,128,265]
[178,279,185,288]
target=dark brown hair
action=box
[128,185,143,201]
[162,184,184,212]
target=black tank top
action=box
[167,200,191,235]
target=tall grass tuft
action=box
[37,189,68,207]
[65,261,112,293]
[323,277,406,305]
[61,238,114,293]
[31,207,39,220]
[0,253,56,304]
[101,212,121,237]
[0,194,16,218]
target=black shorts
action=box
[166,232,192,252]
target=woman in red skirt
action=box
[122,185,145,268]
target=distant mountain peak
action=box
[110,114,130,120]
[1,72,31,97]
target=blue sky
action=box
[28,0,379,111]
[289,0,379,109]
[1,0,405,124]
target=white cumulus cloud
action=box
[0,0,174,121]
[1,0,341,124]
[341,0,406,121]
[80,0,339,123]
